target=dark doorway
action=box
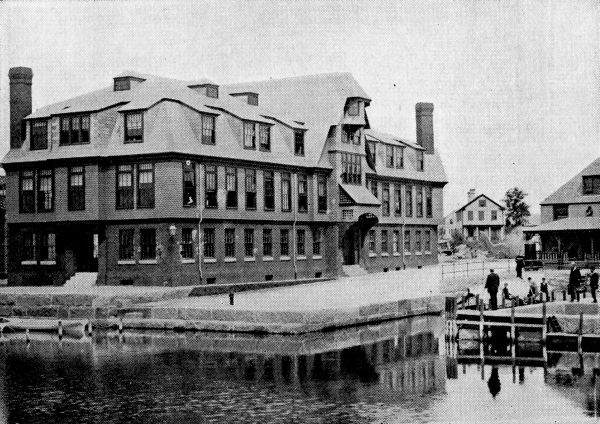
[343,226,361,265]
[71,231,98,272]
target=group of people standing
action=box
[567,263,599,303]
[483,269,549,310]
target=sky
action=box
[1,0,599,214]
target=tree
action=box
[449,228,465,250]
[503,187,531,231]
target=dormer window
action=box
[230,92,259,106]
[60,115,90,145]
[395,147,404,168]
[124,112,143,143]
[189,83,219,99]
[294,130,305,156]
[243,122,256,149]
[343,126,361,145]
[30,119,48,150]
[583,176,600,194]
[416,150,424,171]
[259,124,271,151]
[347,100,360,116]
[114,78,130,91]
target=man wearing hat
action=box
[485,269,500,310]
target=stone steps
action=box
[63,272,98,289]
[342,265,368,277]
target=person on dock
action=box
[589,267,599,303]
[502,283,513,301]
[568,262,581,302]
[464,288,475,307]
[485,269,500,310]
[527,277,538,304]
[540,277,549,302]
[515,255,525,279]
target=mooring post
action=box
[118,317,124,334]
[25,328,30,344]
[86,320,93,337]
[479,299,484,341]
[542,299,547,343]
[462,294,466,310]
[510,299,516,343]
[552,290,555,302]
[579,312,584,354]
[475,294,480,310]
[58,320,63,340]
[577,291,581,302]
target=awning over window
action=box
[339,184,380,206]
[525,217,600,233]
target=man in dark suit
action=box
[485,269,500,310]
[590,267,599,303]
[568,263,581,302]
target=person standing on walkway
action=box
[540,277,549,302]
[485,269,500,310]
[568,262,581,302]
[527,277,539,304]
[590,267,599,303]
[515,255,525,279]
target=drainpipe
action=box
[197,177,203,285]
[292,174,298,280]
[402,204,406,270]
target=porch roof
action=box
[525,217,600,232]
[339,184,381,206]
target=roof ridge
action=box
[222,71,355,87]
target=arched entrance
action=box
[342,213,378,266]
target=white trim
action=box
[39,260,56,265]
[263,256,274,262]
[369,252,377,257]
[280,255,291,261]
[224,257,236,263]
[244,257,256,262]
[203,258,217,263]
[425,251,432,255]
[312,255,323,260]
[393,252,401,257]
[21,260,37,265]
[117,260,136,265]
[404,251,412,256]
[297,255,307,261]
[381,253,389,257]
[139,259,158,264]
[415,252,422,256]
[181,258,195,264]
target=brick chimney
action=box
[9,67,33,149]
[415,102,434,154]
[468,188,476,202]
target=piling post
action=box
[542,299,547,343]
[475,294,480,309]
[552,290,555,302]
[579,312,584,354]
[479,299,485,341]
[510,299,516,343]
[577,291,581,302]
[25,328,30,344]
[118,317,124,334]
[58,320,63,340]
[86,320,93,337]
[462,294,466,310]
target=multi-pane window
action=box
[296,229,306,256]
[205,165,218,208]
[396,147,404,168]
[583,176,600,195]
[341,153,361,185]
[368,230,376,253]
[294,130,305,156]
[386,145,394,168]
[180,229,194,259]
[382,184,390,216]
[281,172,291,212]
[468,211,474,221]
[393,230,400,254]
[405,185,413,217]
[124,112,143,143]
[317,175,327,213]
[416,186,424,218]
[39,233,56,262]
[394,185,402,216]
[425,187,433,218]
[245,169,257,210]
[479,199,487,207]
[30,120,48,150]
[416,150,424,171]
[381,230,388,253]
[404,230,411,252]
[263,229,272,257]
[183,162,196,206]
[347,100,359,116]
[366,140,376,167]
[312,228,322,256]
[137,163,154,208]
[264,171,275,211]
[479,211,485,221]
[243,122,256,149]
[425,230,432,252]
[60,115,90,145]
[280,229,290,256]
[244,229,255,257]
[201,114,216,145]
[491,210,498,220]
[344,127,360,144]
[203,228,215,258]
[116,164,134,209]
[114,78,130,91]
[298,174,308,213]
[68,166,85,211]
[369,179,378,198]
[553,205,568,220]
[118,229,134,260]
[140,229,156,260]
[37,169,53,212]
[22,231,35,261]
[206,85,219,98]
[226,168,238,208]
[415,230,422,252]
[259,124,271,151]
[224,229,236,258]
[19,170,35,213]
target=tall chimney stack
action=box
[9,67,33,149]
[467,188,476,202]
[415,102,434,154]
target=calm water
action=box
[0,316,598,423]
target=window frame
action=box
[395,146,404,168]
[116,164,134,210]
[204,165,218,208]
[181,228,194,260]
[386,145,394,168]
[297,173,308,213]
[203,228,215,258]
[368,230,376,253]
[467,210,474,221]
[416,150,424,171]
[479,210,485,221]
[553,205,568,220]
[405,185,413,217]
[245,169,257,211]
[281,172,292,212]
[294,130,305,156]
[136,163,155,209]
[425,187,433,218]
[394,184,402,216]
[341,152,362,185]
[404,230,411,253]
[118,229,135,261]
[244,228,255,258]
[182,162,197,207]
[263,229,273,257]
[19,170,35,213]
[259,124,271,151]
[264,171,275,211]
[243,121,256,149]
[201,114,216,145]
[382,183,390,216]
[140,228,156,260]
[37,168,54,213]
[30,119,48,150]
[225,167,238,209]
[381,230,388,253]
[68,166,85,211]
[416,186,424,218]
[317,174,327,213]
[124,112,144,143]
[60,115,90,145]
[312,228,322,256]
[224,228,236,258]
[296,229,306,256]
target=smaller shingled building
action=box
[443,189,505,242]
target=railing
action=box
[441,259,512,281]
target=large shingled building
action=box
[4,67,447,286]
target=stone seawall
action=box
[188,277,332,296]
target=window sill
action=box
[21,260,37,266]
[139,259,158,264]
[181,258,195,264]
[404,252,412,256]
[244,257,256,262]
[183,204,198,208]
[39,260,57,265]
[381,253,389,257]
[117,260,135,265]
[224,257,236,263]
[203,258,217,263]
[425,251,432,255]
[263,256,274,262]
[297,255,307,261]
[245,207,257,211]
[415,252,422,256]
[369,252,377,258]
[280,255,291,261]
[393,252,401,257]
[264,208,275,212]
[312,255,323,260]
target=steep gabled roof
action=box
[541,157,600,205]
[456,193,505,212]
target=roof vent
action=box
[188,83,219,99]
[113,76,145,91]
[230,92,259,106]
